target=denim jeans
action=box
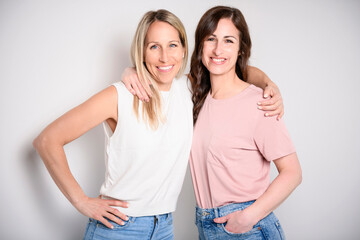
[195,201,286,240]
[83,213,174,240]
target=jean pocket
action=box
[220,223,262,236]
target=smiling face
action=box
[144,21,185,91]
[201,18,240,78]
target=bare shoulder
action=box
[83,85,118,120]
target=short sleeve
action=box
[254,115,296,161]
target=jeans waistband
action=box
[195,201,255,220]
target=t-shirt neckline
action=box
[207,84,254,104]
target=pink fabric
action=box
[189,85,296,209]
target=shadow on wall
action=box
[23,124,105,239]
[24,147,84,239]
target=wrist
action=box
[242,206,264,224]
[70,192,88,207]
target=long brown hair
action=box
[131,9,188,130]
[189,6,252,124]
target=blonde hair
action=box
[131,9,188,130]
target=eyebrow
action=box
[146,40,181,46]
[210,34,238,41]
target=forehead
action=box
[146,21,180,42]
[213,18,239,37]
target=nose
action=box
[213,41,223,56]
[159,49,168,63]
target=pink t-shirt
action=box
[189,85,296,209]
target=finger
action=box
[258,95,280,106]
[277,110,284,120]
[131,82,145,101]
[130,73,152,98]
[104,211,126,226]
[143,79,153,98]
[135,81,150,102]
[124,82,136,95]
[98,216,114,229]
[107,207,129,222]
[263,86,272,99]
[213,216,228,223]
[257,102,280,111]
[264,109,281,117]
[106,199,129,208]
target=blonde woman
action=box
[34,9,191,240]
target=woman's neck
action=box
[210,71,248,99]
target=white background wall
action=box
[1,0,359,239]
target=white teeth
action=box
[212,58,225,63]
[158,66,173,70]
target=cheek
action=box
[201,49,210,67]
[201,45,212,60]
[172,53,181,62]
[172,49,184,62]
[224,47,238,59]
[201,54,206,66]
[144,50,158,64]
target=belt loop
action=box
[214,207,219,218]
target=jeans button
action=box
[202,212,209,216]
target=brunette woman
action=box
[189,6,302,239]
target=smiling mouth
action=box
[157,65,174,72]
[210,57,226,64]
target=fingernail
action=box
[257,102,261,105]
[264,94,269,98]
[120,222,125,226]
[265,113,269,117]
[110,225,114,229]
[125,216,129,221]
[257,106,262,110]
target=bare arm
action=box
[246,66,271,89]
[33,86,128,229]
[214,153,302,233]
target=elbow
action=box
[33,132,58,154]
[297,171,302,187]
[33,133,48,152]
[295,168,302,187]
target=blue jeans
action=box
[195,201,286,240]
[83,213,174,240]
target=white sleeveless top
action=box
[99,76,193,217]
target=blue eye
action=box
[150,45,158,50]
[170,43,178,48]
[225,39,234,43]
